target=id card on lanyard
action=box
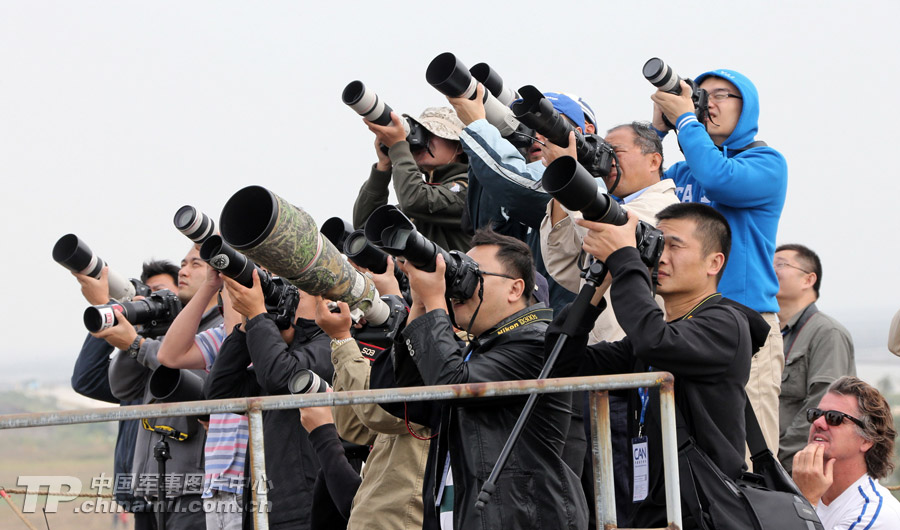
[633,384,651,502]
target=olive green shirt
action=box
[778,303,855,472]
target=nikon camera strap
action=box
[141,418,189,442]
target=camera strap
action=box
[141,418,189,442]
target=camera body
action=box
[511,86,615,179]
[364,205,481,302]
[543,157,664,269]
[83,288,182,337]
[200,236,300,330]
[643,58,710,127]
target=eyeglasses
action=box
[773,261,811,274]
[806,408,866,429]
[479,271,516,281]
[708,89,742,102]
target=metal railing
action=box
[0,373,681,530]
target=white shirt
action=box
[816,474,900,529]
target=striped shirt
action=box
[195,325,248,496]
[816,474,900,530]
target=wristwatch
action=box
[330,337,355,349]
[126,336,143,358]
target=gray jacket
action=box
[108,307,222,498]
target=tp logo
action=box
[16,476,83,513]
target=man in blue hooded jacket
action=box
[651,69,788,455]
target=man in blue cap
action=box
[446,84,597,313]
[651,69,788,457]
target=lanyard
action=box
[637,293,722,436]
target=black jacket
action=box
[204,315,333,530]
[548,246,769,528]
[399,304,588,530]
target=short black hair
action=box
[656,203,731,282]
[470,228,535,301]
[607,121,665,177]
[776,243,822,298]
[141,259,179,287]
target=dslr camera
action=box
[511,86,615,181]
[200,236,300,330]
[364,205,480,304]
[83,288,182,338]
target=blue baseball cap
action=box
[562,93,596,127]
[543,92,585,131]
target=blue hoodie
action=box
[664,69,787,313]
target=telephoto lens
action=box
[643,57,684,95]
[426,52,522,138]
[52,234,136,301]
[542,157,626,225]
[342,80,395,126]
[321,217,355,251]
[174,205,217,245]
[218,185,389,326]
[344,229,389,275]
[83,289,182,334]
[288,369,331,394]
[469,62,519,106]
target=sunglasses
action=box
[806,408,866,429]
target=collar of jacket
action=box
[429,161,468,185]
[292,317,324,342]
[470,303,553,351]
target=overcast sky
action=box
[2,1,898,382]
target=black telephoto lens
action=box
[364,205,444,272]
[83,290,182,333]
[344,230,389,274]
[321,217,355,252]
[512,85,576,148]
[200,235,257,288]
[542,157,627,225]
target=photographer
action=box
[547,203,769,528]
[104,244,225,529]
[396,228,587,529]
[70,260,179,528]
[447,85,594,311]
[315,288,432,530]
[651,69,788,455]
[203,271,335,530]
[538,122,678,522]
[352,107,470,253]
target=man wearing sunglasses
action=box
[792,376,900,529]
[774,244,855,473]
[651,68,788,459]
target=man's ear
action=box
[648,152,663,174]
[707,252,726,278]
[508,278,526,303]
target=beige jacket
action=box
[331,340,431,530]
[540,179,679,343]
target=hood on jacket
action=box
[694,69,759,150]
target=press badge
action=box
[632,436,649,502]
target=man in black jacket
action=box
[205,270,334,530]
[548,202,769,528]
[398,228,587,530]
